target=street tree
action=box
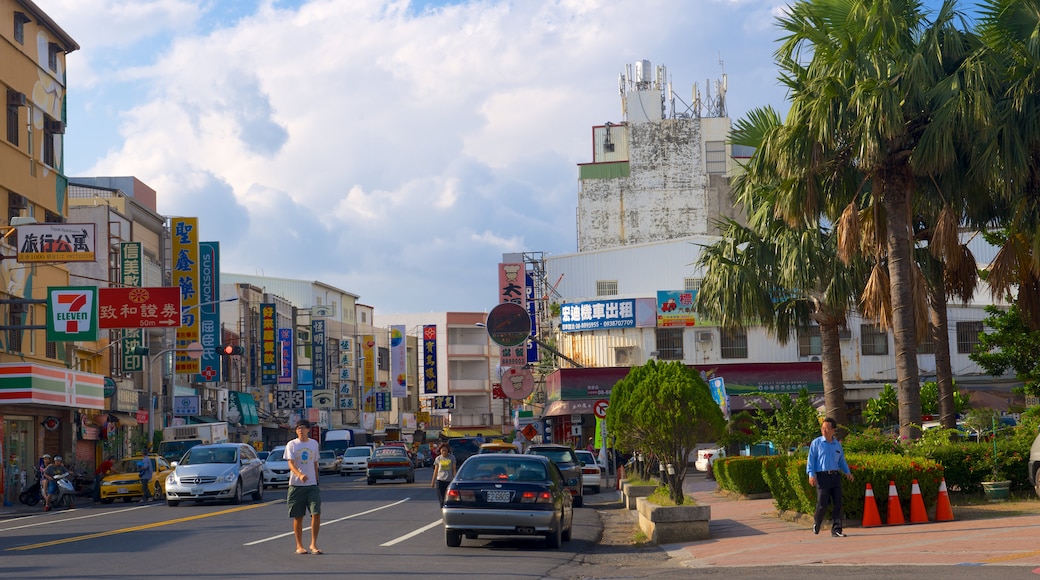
[970,304,1040,397]
[750,389,821,453]
[607,360,725,504]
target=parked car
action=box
[479,442,520,454]
[574,450,603,494]
[256,451,270,462]
[442,454,573,549]
[526,444,584,507]
[446,437,483,465]
[165,443,265,506]
[1029,430,1040,498]
[339,446,372,476]
[262,446,290,488]
[317,450,341,475]
[694,447,725,472]
[366,446,415,484]
[99,454,172,504]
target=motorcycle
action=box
[49,472,77,509]
[18,468,43,507]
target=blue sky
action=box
[37,0,956,314]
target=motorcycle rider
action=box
[43,455,72,511]
[38,454,53,508]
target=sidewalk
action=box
[655,474,1040,568]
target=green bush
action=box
[714,456,770,495]
[910,439,1031,493]
[843,427,903,455]
[760,455,799,512]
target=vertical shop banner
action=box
[196,242,220,382]
[498,262,527,368]
[278,328,293,384]
[46,287,98,342]
[121,242,143,372]
[525,273,539,364]
[361,334,375,411]
[172,218,200,374]
[311,319,326,390]
[422,324,438,394]
[260,303,277,384]
[390,325,406,398]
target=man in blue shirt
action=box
[806,417,853,537]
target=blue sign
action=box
[526,273,539,363]
[559,299,636,332]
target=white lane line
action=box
[243,498,411,546]
[380,519,442,547]
[0,505,151,533]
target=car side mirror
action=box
[171,461,178,467]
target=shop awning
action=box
[543,400,600,417]
[229,391,260,426]
[189,415,220,424]
[440,428,493,438]
[110,412,140,426]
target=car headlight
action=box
[167,473,178,486]
[220,469,238,483]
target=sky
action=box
[36,0,950,315]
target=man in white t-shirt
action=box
[286,419,322,555]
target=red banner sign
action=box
[98,287,181,329]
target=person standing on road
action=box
[137,454,154,503]
[806,417,853,537]
[431,444,456,506]
[286,419,322,555]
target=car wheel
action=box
[545,518,562,549]
[406,474,415,484]
[122,497,132,503]
[167,500,179,507]
[562,518,572,542]
[154,482,165,500]
[445,529,462,547]
[574,494,583,508]
[592,486,600,494]
[367,478,375,485]
[231,481,243,505]
[252,479,263,502]
[1034,465,1040,498]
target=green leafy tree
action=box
[863,383,898,428]
[750,389,821,453]
[970,304,1040,397]
[607,360,725,504]
[919,380,970,416]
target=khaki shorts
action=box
[287,485,321,518]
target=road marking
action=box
[243,498,410,546]
[978,548,1040,563]
[0,505,151,533]
[5,501,281,551]
[380,519,442,547]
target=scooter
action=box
[48,473,77,510]
[19,468,43,507]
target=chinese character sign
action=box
[361,334,375,389]
[172,217,200,374]
[261,303,278,384]
[312,319,326,390]
[278,328,293,384]
[196,241,220,382]
[559,299,636,332]
[422,325,438,394]
[390,325,406,398]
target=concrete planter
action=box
[635,496,711,543]
[622,483,658,510]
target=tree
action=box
[970,304,1040,397]
[750,389,821,453]
[607,360,725,504]
[774,0,982,439]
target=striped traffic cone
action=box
[909,479,928,523]
[886,480,905,525]
[935,478,954,521]
[861,483,882,527]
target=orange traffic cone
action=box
[935,478,954,521]
[861,483,882,527]
[886,480,905,525]
[909,479,928,523]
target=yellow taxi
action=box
[477,442,520,454]
[99,454,173,503]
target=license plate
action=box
[117,488,128,494]
[191,487,202,495]
[486,490,511,503]
[384,470,394,476]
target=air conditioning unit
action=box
[613,347,634,366]
[696,331,713,342]
[6,91,26,107]
[44,119,65,134]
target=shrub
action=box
[843,427,902,455]
[714,456,770,495]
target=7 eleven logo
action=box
[48,287,98,341]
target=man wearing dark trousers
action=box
[806,417,853,537]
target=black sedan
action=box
[366,447,415,484]
[441,454,574,549]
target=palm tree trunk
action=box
[818,318,847,425]
[928,281,957,429]
[884,175,922,440]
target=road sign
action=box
[593,399,609,419]
[485,302,531,347]
[186,341,204,359]
[276,390,306,410]
[98,286,181,329]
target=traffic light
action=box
[218,344,244,356]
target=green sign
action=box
[46,286,98,342]
[103,376,116,398]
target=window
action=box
[720,329,748,359]
[956,321,984,354]
[683,278,701,292]
[377,346,389,371]
[43,120,56,167]
[654,328,683,360]
[6,103,17,145]
[14,12,28,45]
[48,42,60,72]
[6,303,26,352]
[596,280,618,296]
[797,326,822,357]
[918,326,936,355]
[705,140,727,175]
[861,324,889,356]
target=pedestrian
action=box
[38,454,53,508]
[137,454,154,503]
[286,419,322,555]
[430,444,456,506]
[586,437,595,452]
[94,455,115,503]
[806,417,853,537]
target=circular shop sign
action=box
[484,302,531,347]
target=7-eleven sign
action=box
[47,286,98,342]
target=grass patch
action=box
[646,486,697,506]
[632,529,648,545]
[624,477,659,486]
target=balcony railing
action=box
[448,379,490,392]
[447,344,489,356]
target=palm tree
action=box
[696,107,868,425]
[774,0,981,439]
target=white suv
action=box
[1029,431,1040,498]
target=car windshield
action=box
[114,458,151,473]
[448,439,481,455]
[267,449,285,462]
[529,448,577,464]
[458,458,547,482]
[344,448,370,457]
[575,451,597,464]
[320,451,335,460]
[183,448,238,465]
